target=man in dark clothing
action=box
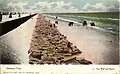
[9,13,12,18]
[68,22,73,26]
[56,16,58,19]
[0,12,2,22]
[90,22,95,26]
[83,21,87,26]
[55,21,58,24]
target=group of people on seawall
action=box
[8,12,21,18]
[0,12,22,22]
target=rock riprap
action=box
[28,14,92,64]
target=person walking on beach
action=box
[55,21,58,24]
[68,22,73,26]
[83,21,87,26]
[0,12,2,22]
[56,16,58,19]
[90,22,95,26]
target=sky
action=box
[0,0,119,13]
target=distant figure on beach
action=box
[9,13,12,18]
[49,20,50,22]
[55,21,58,24]
[68,22,73,26]
[90,22,95,26]
[50,23,52,27]
[51,22,58,28]
[82,21,87,26]
[53,23,56,27]
[67,42,73,51]
[0,12,2,22]
[56,16,58,19]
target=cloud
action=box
[35,1,49,8]
[0,0,118,13]
[107,1,119,12]
[81,2,107,11]
[31,1,79,13]
[6,1,28,12]
[0,0,28,12]
[81,2,119,12]
[107,4,119,11]
[114,0,120,2]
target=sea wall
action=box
[0,14,36,36]
[0,14,37,64]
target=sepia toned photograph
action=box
[0,0,119,65]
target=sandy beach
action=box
[46,17,119,64]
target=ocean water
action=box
[45,13,119,35]
[57,15,119,34]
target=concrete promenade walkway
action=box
[0,14,38,64]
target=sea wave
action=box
[58,15,119,21]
